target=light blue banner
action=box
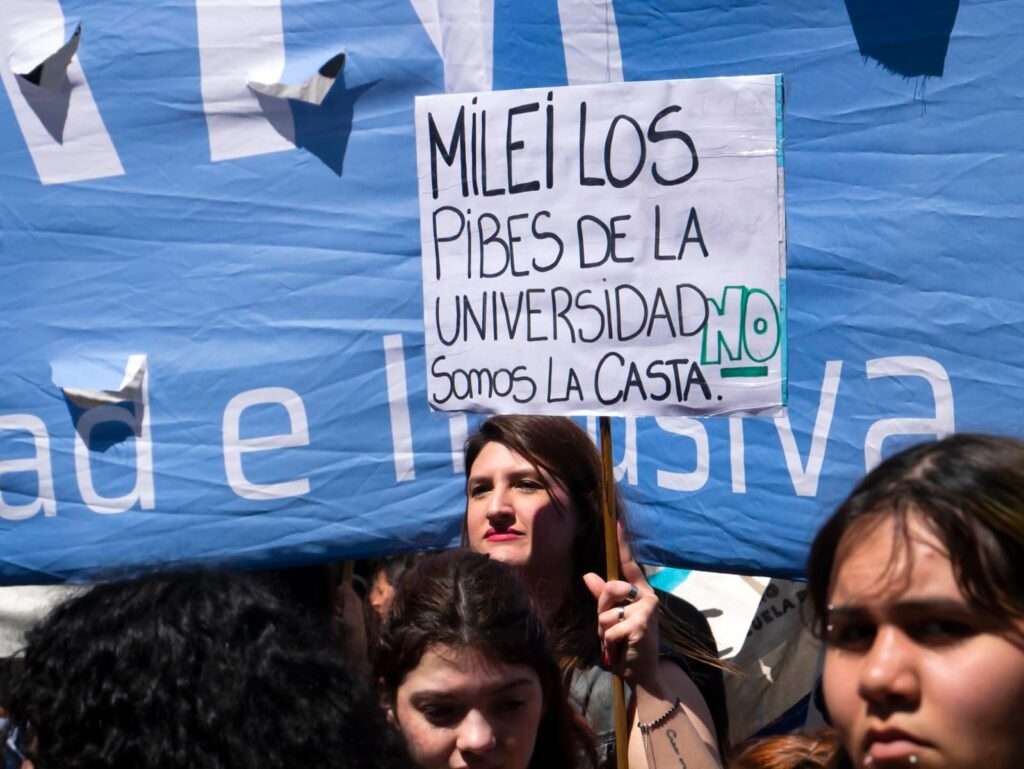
[2,0,1019,583]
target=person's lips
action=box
[484,527,523,542]
[864,728,930,764]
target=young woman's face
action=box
[370,569,397,620]
[392,644,544,769]
[465,442,578,577]
[823,512,1024,769]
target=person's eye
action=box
[826,620,875,651]
[418,703,460,726]
[497,698,527,714]
[909,618,974,645]
[515,478,543,492]
[468,484,491,498]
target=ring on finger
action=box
[626,584,639,603]
[617,605,626,623]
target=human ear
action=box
[379,684,397,725]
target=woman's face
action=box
[370,569,397,620]
[465,442,578,577]
[391,644,544,769]
[822,512,1024,769]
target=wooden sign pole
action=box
[599,416,630,769]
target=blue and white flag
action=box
[1,0,1020,583]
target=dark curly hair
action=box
[375,550,598,769]
[1,570,412,769]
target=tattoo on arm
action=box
[666,728,687,769]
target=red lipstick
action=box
[484,527,523,542]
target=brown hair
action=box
[807,433,1024,637]
[729,730,842,769]
[375,549,598,769]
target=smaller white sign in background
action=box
[415,75,786,417]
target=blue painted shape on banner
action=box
[64,401,137,453]
[290,71,375,176]
[844,0,959,78]
[2,0,1024,583]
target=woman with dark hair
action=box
[1,570,412,769]
[376,549,598,769]
[369,554,417,621]
[462,415,725,769]
[806,434,1024,769]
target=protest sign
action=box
[416,76,785,417]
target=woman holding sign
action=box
[806,434,1024,769]
[462,415,725,769]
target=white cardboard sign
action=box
[415,75,786,416]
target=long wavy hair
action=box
[375,550,598,769]
[807,433,1024,636]
[1,570,411,769]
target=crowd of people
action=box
[1,417,1021,769]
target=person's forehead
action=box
[471,442,535,472]
[403,644,537,692]
[830,514,959,604]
